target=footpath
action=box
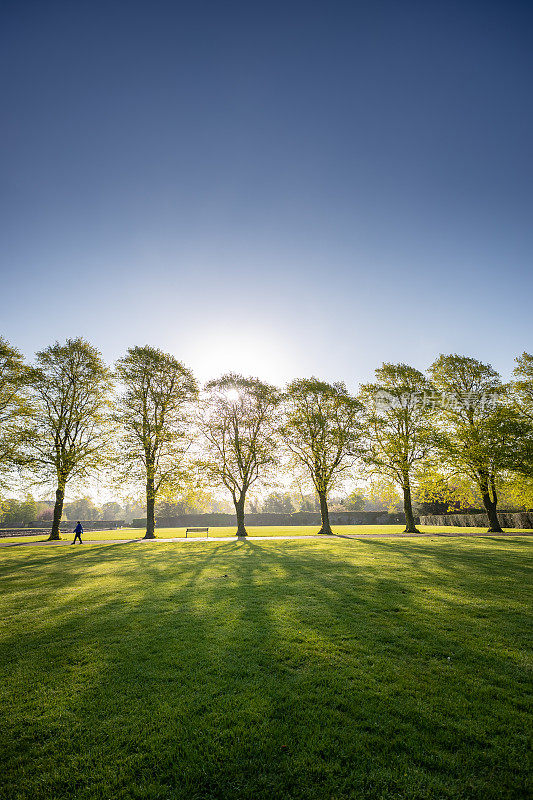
[1,531,532,547]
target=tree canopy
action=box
[359,363,436,533]
[114,346,198,539]
[0,337,33,490]
[199,373,280,536]
[281,378,362,535]
[28,338,112,540]
[428,354,528,533]
[512,352,533,421]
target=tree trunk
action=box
[234,493,247,537]
[145,475,156,539]
[402,474,420,534]
[478,473,503,533]
[481,487,503,533]
[48,484,65,540]
[318,490,333,534]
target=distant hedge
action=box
[419,512,533,529]
[131,511,409,528]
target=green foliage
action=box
[0,337,33,489]
[0,336,531,531]
[359,363,437,530]
[28,338,113,489]
[429,355,529,497]
[64,495,101,521]
[282,378,362,497]
[100,501,124,520]
[366,477,404,513]
[415,470,482,512]
[359,363,436,486]
[0,495,37,525]
[25,338,112,540]
[512,351,533,420]
[497,473,533,512]
[114,346,198,537]
[114,346,197,491]
[341,490,366,511]
[297,492,320,512]
[155,484,214,516]
[261,491,295,513]
[510,352,533,475]
[199,374,280,521]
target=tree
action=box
[0,337,33,489]
[261,491,295,513]
[429,354,529,533]
[510,352,533,476]
[281,378,362,535]
[499,472,533,512]
[155,485,213,517]
[512,352,533,421]
[114,346,197,539]
[64,496,101,521]
[35,505,54,523]
[28,339,112,540]
[359,363,436,533]
[120,498,146,523]
[1,496,37,526]
[297,493,320,512]
[342,490,366,511]
[101,501,123,520]
[199,374,280,536]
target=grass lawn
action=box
[3,523,532,542]
[0,538,531,799]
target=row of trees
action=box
[0,488,388,526]
[1,337,532,539]
[0,496,145,525]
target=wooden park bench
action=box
[185,527,209,538]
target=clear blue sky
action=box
[1,0,531,388]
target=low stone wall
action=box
[0,529,51,538]
[0,520,126,537]
[419,512,533,529]
[131,511,409,528]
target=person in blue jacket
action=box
[72,521,83,544]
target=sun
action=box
[185,325,295,385]
[225,388,241,404]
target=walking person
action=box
[72,521,83,544]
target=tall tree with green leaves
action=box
[28,338,112,540]
[341,490,366,511]
[0,337,33,489]
[429,354,529,533]
[281,378,362,535]
[261,491,295,513]
[512,352,533,421]
[114,346,197,539]
[64,496,101,521]
[510,352,533,477]
[0,496,37,525]
[359,363,436,533]
[199,374,280,536]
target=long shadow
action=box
[0,537,531,800]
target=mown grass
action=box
[0,537,531,799]
[3,523,532,543]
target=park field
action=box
[2,523,533,543]
[0,536,531,799]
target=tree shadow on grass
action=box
[0,538,530,800]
